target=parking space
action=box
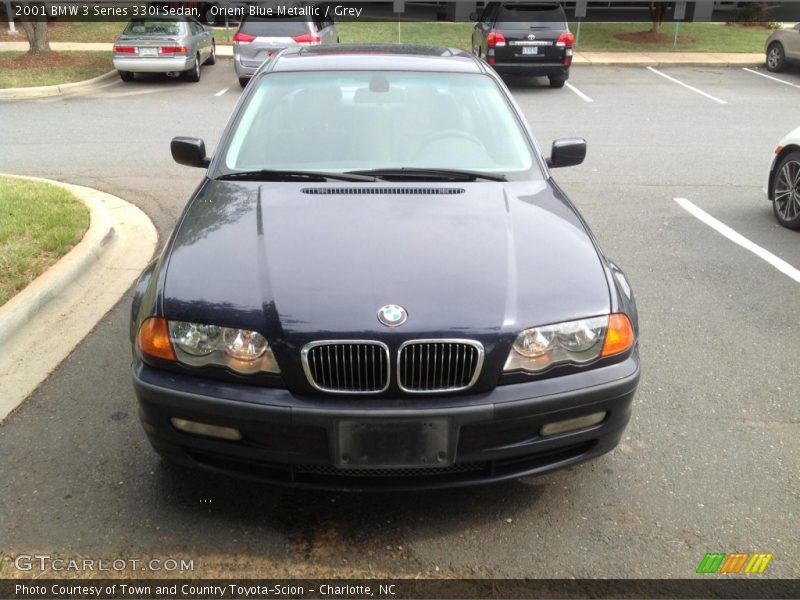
[0,62,798,578]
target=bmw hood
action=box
[163,180,611,341]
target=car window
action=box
[481,4,497,24]
[238,17,312,37]
[495,4,567,28]
[123,19,183,36]
[222,71,540,179]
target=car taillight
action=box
[113,46,135,53]
[556,32,575,48]
[292,33,321,44]
[233,31,256,43]
[486,31,506,48]
[160,46,187,54]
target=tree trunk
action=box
[21,3,50,54]
[649,2,670,34]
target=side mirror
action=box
[469,11,479,21]
[547,138,586,168]
[171,137,211,168]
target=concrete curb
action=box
[0,175,158,422]
[0,175,113,345]
[574,59,764,67]
[572,51,765,67]
[0,70,118,100]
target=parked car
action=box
[113,16,215,82]
[470,1,574,87]
[765,23,800,72]
[233,15,338,87]
[766,126,800,229]
[131,44,640,491]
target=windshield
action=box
[496,4,567,29]
[123,19,184,36]
[221,71,540,179]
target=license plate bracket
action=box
[522,46,539,55]
[336,419,451,469]
[139,47,158,56]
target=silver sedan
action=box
[113,17,216,82]
[765,23,800,72]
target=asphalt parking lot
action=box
[0,61,798,578]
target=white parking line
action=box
[742,67,800,90]
[647,67,727,105]
[565,81,593,103]
[674,197,800,283]
[214,87,229,97]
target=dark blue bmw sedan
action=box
[131,44,640,491]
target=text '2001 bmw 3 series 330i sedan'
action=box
[130,44,640,491]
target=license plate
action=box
[336,419,450,469]
[138,47,158,56]
[522,46,538,55]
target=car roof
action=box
[269,44,487,74]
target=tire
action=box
[205,41,216,65]
[549,76,566,88]
[184,55,201,82]
[766,42,785,73]
[772,150,800,230]
[118,70,134,82]
[239,77,249,88]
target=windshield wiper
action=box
[216,169,376,182]
[346,168,506,182]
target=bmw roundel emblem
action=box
[377,304,407,327]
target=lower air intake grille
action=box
[398,340,484,393]
[302,341,390,394]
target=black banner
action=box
[2,1,800,24]
[2,579,800,600]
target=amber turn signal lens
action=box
[138,317,176,361]
[601,314,634,357]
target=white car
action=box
[767,126,800,230]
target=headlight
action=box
[504,314,633,373]
[164,320,280,375]
[169,321,221,356]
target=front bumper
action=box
[113,56,194,73]
[134,351,639,491]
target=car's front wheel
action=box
[185,55,201,82]
[205,41,216,65]
[118,70,134,82]
[766,42,785,73]
[773,150,800,230]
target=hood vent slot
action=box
[301,187,465,195]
